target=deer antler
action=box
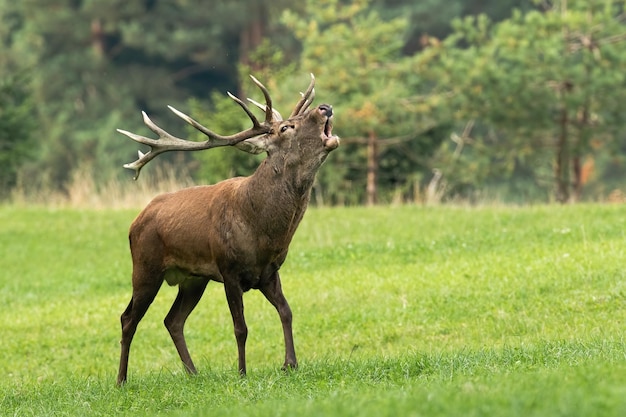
[245,73,316,121]
[290,73,316,118]
[118,75,275,180]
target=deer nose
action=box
[319,104,333,118]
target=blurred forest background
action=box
[1,0,626,205]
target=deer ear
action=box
[233,134,270,154]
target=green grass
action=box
[0,204,624,416]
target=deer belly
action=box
[163,265,223,286]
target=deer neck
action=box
[240,154,317,240]
[255,151,319,197]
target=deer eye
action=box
[280,125,294,133]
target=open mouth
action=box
[318,104,339,150]
[323,116,333,138]
[321,116,339,151]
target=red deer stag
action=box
[116,74,339,385]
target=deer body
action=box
[132,159,313,290]
[117,75,338,385]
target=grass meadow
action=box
[0,203,624,416]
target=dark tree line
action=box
[1,0,625,204]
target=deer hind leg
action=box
[259,272,297,371]
[164,278,209,375]
[117,272,162,386]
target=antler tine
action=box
[169,104,273,142]
[226,92,263,128]
[121,111,198,177]
[300,87,315,115]
[249,75,274,124]
[168,105,242,137]
[247,98,283,121]
[289,73,316,118]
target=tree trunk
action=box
[91,19,105,59]
[366,130,378,206]
[572,97,591,202]
[555,5,571,204]
[555,106,570,203]
[572,108,588,203]
[238,8,267,71]
[572,155,582,202]
[237,11,268,98]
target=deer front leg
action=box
[224,281,247,375]
[259,272,298,371]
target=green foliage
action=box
[0,0,299,191]
[280,0,442,204]
[373,0,534,53]
[285,0,410,138]
[0,204,625,415]
[418,0,626,201]
[0,74,35,196]
[1,0,626,203]
[274,0,540,204]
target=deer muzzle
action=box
[319,104,333,118]
[319,104,339,151]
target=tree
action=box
[372,0,534,54]
[418,0,626,202]
[0,0,299,192]
[0,74,35,197]
[279,0,441,205]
